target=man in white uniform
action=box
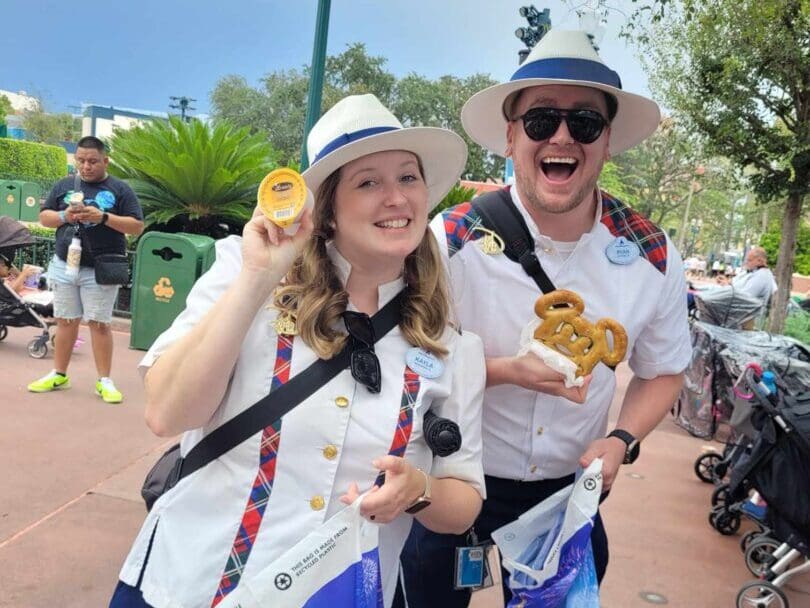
[399,30,691,607]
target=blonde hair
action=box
[273,165,450,359]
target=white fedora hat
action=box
[461,29,660,156]
[302,94,467,211]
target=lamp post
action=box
[169,96,196,122]
[515,6,551,64]
[506,6,551,183]
[299,0,332,170]
[677,165,705,252]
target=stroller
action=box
[719,366,810,608]
[0,216,55,358]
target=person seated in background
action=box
[732,247,778,306]
[0,255,53,316]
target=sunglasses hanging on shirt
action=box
[342,310,382,393]
[514,107,608,144]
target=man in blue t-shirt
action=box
[28,136,144,403]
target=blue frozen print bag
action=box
[492,460,603,607]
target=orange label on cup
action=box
[258,168,307,228]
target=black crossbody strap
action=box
[471,189,556,293]
[173,291,404,485]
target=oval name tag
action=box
[406,347,444,379]
[605,236,640,265]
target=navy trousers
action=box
[394,474,609,608]
[109,581,153,608]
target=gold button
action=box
[543,247,552,253]
[536,426,544,436]
[335,396,349,408]
[310,495,325,511]
[530,464,538,473]
[323,445,338,460]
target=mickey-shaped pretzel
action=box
[533,289,627,376]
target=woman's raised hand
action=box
[240,206,314,288]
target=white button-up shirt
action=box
[118,237,485,608]
[431,187,691,481]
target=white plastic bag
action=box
[219,498,383,608]
[492,459,603,607]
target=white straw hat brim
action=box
[302,127,467,211]
[461,77,660,157]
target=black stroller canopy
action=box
[0,216,36,261]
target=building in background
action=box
[81,104,166,139]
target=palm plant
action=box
[108,117,280,235]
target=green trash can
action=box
[20,182,44,222]
[0,180,22,219]
[130,232,216,350]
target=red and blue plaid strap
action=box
[600,191,668,274]
[375,367,420,487]
[210,334,293,606]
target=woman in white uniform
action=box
[110,94,486,608]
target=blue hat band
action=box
[313,126,399,164]
[511,57,622,90]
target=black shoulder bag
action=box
[471,189,556,293]
[72,173,130,286]
[142,293,404,511]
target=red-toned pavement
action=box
[0,325,807,607]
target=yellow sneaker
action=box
[95,378,123,404]
[28,371,70,392]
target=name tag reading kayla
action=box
[406,347,444,379]
[605,236,640,265]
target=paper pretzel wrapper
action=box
[518,319,585,389]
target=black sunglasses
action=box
[342,311,382,393]
[513,107,608,144]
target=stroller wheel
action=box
[736,580,788,608]
[711,483,731,508]
[713,511,741,535]
[745,537,781,578]
[694,452,723,483]
[740,530,761,553]
[27,338,48,359]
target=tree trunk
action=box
[767,191,803,333]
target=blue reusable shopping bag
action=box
[491,459,603,607]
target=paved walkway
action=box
[0,325,807,607]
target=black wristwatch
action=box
[99,212,109,225]
[607,429,640,464]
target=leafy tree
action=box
[393,73,503,181]
[210,72,308,166]
[0,95,12,121]
[20,98,81,144]
[761,218,810,276]
[598,161,634,205]
[324,43,396,104]
[107,116,281,236]
[627,0,810,331]
[210,44,503,181]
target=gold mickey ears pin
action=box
[474,227,505,255]
[272,313,298,336]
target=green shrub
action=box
[784,309,810,346]
[0,139,66,184]
[430,183,479,219]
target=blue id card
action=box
[454,546,485,588]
